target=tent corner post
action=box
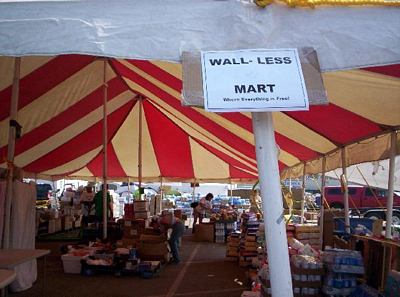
[341,148,350,235]
[102,58,108,240]
[3,57,21,249]
[385,131,397,239]
[300,162,306,224]
[320,156,327,250]
[252,112,293,297]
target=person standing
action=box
[94,184,113,222]
[152,214,185,264]
[80,185,95,225]
[193,193,213,232]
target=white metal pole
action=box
[300,163,306,224]
[320,157,326,249]
[385,131,397,239]
[252,112,293,297]
[192,181,196,201]
[138,98,143,195]
[341,148,350,234]
[3,57,20,249]
[102,59,108,239]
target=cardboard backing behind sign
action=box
[182,48,327,107]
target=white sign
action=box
[201,49,309,112]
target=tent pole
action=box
[341,148,350,234]
[385,131,397,239]
[320,157,326,250]
[252,112,293,297]
[160,180,163,200]
[3,57,20,249]
[192,181,196,201]
[138,97,143,195]
[102,58,108,239]
[300,163,306,224]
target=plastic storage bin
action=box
[61,254,84,274]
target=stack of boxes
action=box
[239,214,260,267]
[215,221,237,243]
[226,231,241,260]
[123,200,151,246]
[124,200,150,220]
[295,224,320,250]
[149,194,162,216]
[133,200,150,219]
[322,248,364,296]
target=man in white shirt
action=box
[193,193,213,232]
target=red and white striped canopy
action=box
[0,56,399,182]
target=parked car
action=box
[323,186,400,223]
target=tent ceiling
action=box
[0,56,399,182]
[0,1,399,72]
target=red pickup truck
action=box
[324,186,400,223]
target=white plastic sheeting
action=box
[0,0,399,71]
[326,157,400,191]
[9,181,37,292]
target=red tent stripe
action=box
[274,134,320,161]
[218,112,320,161]
[126,59,182,92]
[229,165,257,179]
[0,55,95,121]
[0,77,129,158]
[285,104,382,145]
[111,60,257,160]
[217,112,253,132]
[23,101,135,173]
[193,138,257,174]
[363,64,400,78]
[143,100,194,178]
[86,143,127,177]
[148,99,258,169]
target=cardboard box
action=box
[133,201,149,212]
[134,211,150,219]
[138,241,169,262]
[194,223,214,242]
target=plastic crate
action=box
[61,254,83,274]
[334,217,374,235]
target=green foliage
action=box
[165,189,181,196]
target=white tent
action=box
[0,0,399,71]
[326,157,400,191]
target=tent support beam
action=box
[252,112,293,297]
[385,131,397,239]
[138,97,143,193]
[3,57,20,249]
[320,156,326,249]
[300,163,306,224]
[341,148,350,234]
[102,58,108,239]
